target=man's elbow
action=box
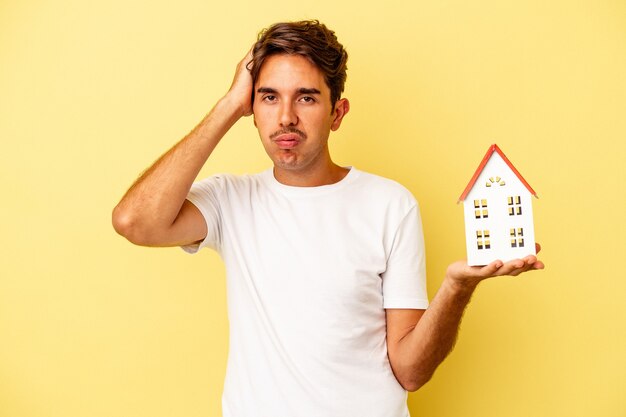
[112,205,154,246]
[397,371,434,392]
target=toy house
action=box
[458,144,538,266]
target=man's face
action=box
[252,54,348,177]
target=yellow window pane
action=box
[481,199,487,207]
[485,240,491,249]
[482,209,488,218]
[484,230,490,238]
[495,176,501,182]
[476,231,483,238]
[509,207,514,215]
[518,228,524,236]
[508,196,513,205]
[519,238,525,247]
[489,177,495,183]
[486,182,491,187]
[500,181,506,186]
[474,200,480,208]
[475,210,481,218]
[516,206,522,215]
[515,196,521,204]
[511,239,517,247]
[510,228,516,236]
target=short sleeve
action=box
[180,176,224,254]
[381,204,429,309]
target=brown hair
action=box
[248,20,348,107]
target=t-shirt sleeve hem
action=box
[179,195,216,254]
[383,297,429,309]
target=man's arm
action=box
[112,51,253,247]
[386,246,545,392]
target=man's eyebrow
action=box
[255,87,321,94]
[298,88,321,95]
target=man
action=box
[112,20,543,417]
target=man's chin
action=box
[272,153,300,169]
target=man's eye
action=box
[300,96,315,103]
[263,95,276,102]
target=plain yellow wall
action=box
[1,0,625,416]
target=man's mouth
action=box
[274,134,300,149]
[271,129,306,149]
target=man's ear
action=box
[330,98,350,131]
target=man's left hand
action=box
[446,243,545,290]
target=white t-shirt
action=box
[183,167,429,417]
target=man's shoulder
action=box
[193,170,269,190]
[352,168,416,202]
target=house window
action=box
[510,228,525,248]
[473,199,488,218]
[476,230,491,250]
[507,195,522,216]
[486,176,506,187]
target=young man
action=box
[113,20,543,417]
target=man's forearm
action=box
[112,96,243,240]
[393,277,477,391]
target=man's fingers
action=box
[479,260,504,277]
[477,257,529,277]
[226,46,256,117]
[241,48,254,69]
[496,260,525,275]
[501,255,545,276]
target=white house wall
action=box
[463,152,536,266]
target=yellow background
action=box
[1,0,625,416]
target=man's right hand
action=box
[226,49,254,118]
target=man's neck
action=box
[273,163,350,187]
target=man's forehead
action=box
[255,54,329,93]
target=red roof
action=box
[458,144,537,202]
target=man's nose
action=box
[279,102,298,126]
